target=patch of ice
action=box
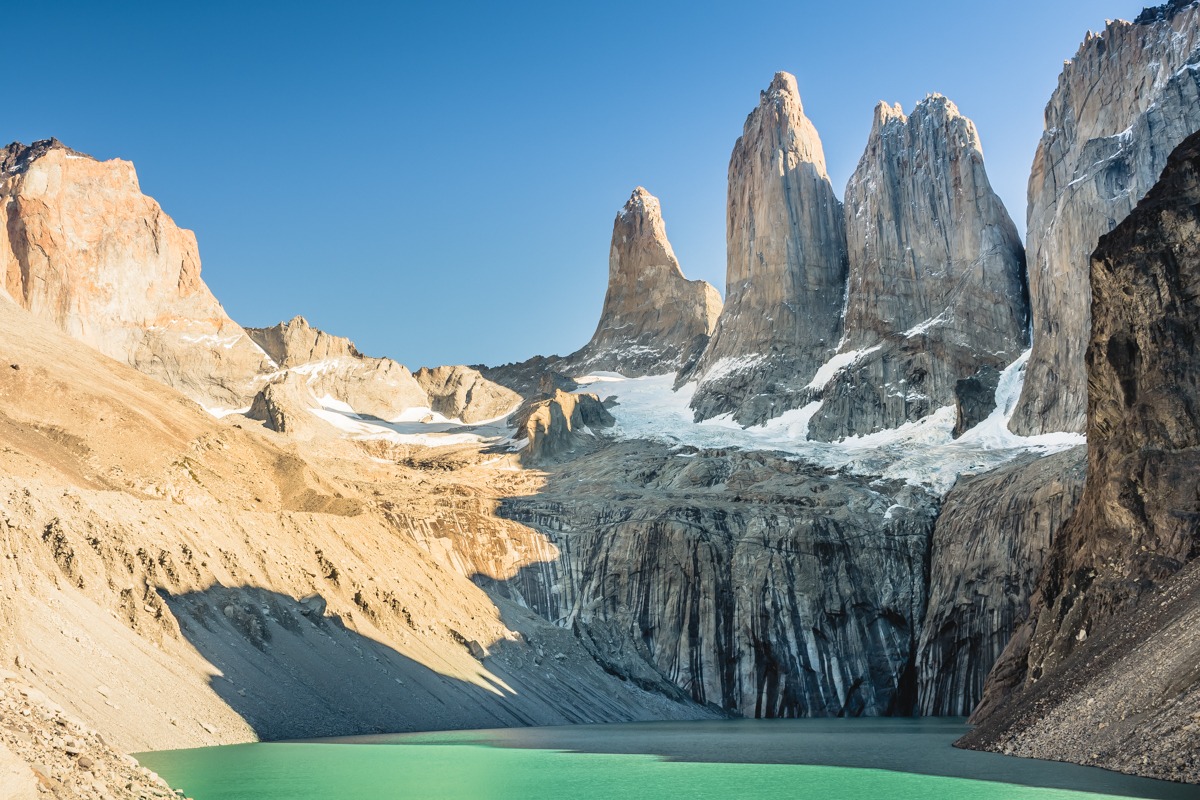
[903,312,948,338]
[806,345,883,391]
[201,405,251,419]
[567,349,1083,495]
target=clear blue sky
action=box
[8,0,1149,368]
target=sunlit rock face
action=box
[688,72,848,426]
[1011,3,1200,434]
[496,440,939,718]
[563,187,722,378]
[0,139,271,407]
[806,96,1027,441]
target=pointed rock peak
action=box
[619,186,662,219]
[873,101,907,132]
[764,71,801,103]
[283,315,312,330]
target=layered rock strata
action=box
[563,187,722,378]
[496,441,939,717]
[688,72,848,426]
[0,139,271,408]
[1011,4,1200,434]
[806,97,1027,441]
[915,447,1086,716]
[965,128,1200,779]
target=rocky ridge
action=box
[806,96,1027,441]
[1011,4,1200,434]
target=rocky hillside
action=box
[687,72,848,426]
[963,126,1200,781]
[0,294,709,762]
[560,187,722,378]
[1012,2,1200,434]
[0,139,271,409]
[807,96,1027,441]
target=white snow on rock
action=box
[573,349,1083,495]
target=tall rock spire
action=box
[687,71,848,426]
[1011,6,1200,435]
[564,186,722,377]
[805,94,1027,440]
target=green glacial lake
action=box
[136,719,1200,800]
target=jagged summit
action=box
[803,92,1026,441]
[0,137,89,175]
[1135,0,1199,24]
[560,186,721,377]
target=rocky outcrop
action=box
[915,448,1086,716]
[0,139,271,408]
[508,390,614,463]
[964,128,1200,779]
[563,187,722,378]
[806,97,1027,441]
[688,72,848,426]
[497,441,939,717]
[1011,5,1200,434]
[248,317,518,425]
[246,315,363,367]
[414,365,521,423]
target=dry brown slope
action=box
[0,296,707,766]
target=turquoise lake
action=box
[136,719,1200,800]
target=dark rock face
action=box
[953,366,1002,438]
[958,559,1200,784]
[496,441,939,717]
[807,97,1027,442]
[965,129,1200,780]
[688,72,848,426]
[564,187,722,378]
[1011,7,1200,435]
[0,138,83,176]
[915,448,1086,716]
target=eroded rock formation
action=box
[806,97,1027,441]
[688,72,848,426]
[1011,4,1200,434]
[0,139,271,408]
[497,441,938,717]
[508,390,614,463]
[414,364,522,423]
[564,187,722,377]
[964,127,1200,780]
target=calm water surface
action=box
[136,719,1200,800]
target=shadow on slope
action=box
[161,582,708,742]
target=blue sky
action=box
[8,1,1148,368]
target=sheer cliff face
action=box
[566,188,722,377]
[807,97,1027,441]
[965,129,1200,780]
[689,72,848,426]
[0,140,270,408]
[498,442,938,718]
[915,448,1086,716]
[1011,5,1200,435]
